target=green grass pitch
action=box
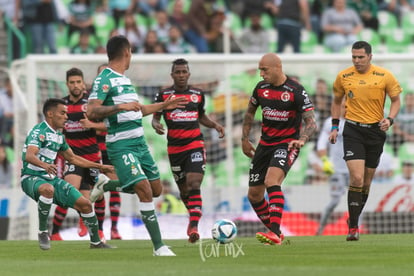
[1,234,414,276]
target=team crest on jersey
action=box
[81,104,87,112]
[131,165,139,175]
[190,94,198,103]
[39,134,45,142]
[281,92,290,102]
[348,90,354,99]
[102,84,109,93]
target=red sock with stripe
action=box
[109,191,121,229]
[94,197,106,231]
[188,189,202,228]
[267,185,284,236]
[250,198,271,229]
[52,206,68,234]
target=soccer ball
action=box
[211,219,237,244]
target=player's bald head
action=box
[260,53,282,68]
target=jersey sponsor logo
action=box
[373,71,384,76]
[281,91,290,102]
[342,72,354,78]
[171,166,181,172]
[302,90,311,104]
[65,120,86,132]
[191,152,203,162]
[102,84,109,93]
[168,110,198,122]
[46,132,63,144]
[263,90,270,97]
[274,149,287,159]
[250,96,257,105]
[110,76,132,86]
[262,107,290,121]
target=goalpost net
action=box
[6,53,414,240]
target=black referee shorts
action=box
[342,121,386,168]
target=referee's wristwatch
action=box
[387,117,394,126]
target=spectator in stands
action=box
[0,142,12,188]
[107,0,138,28]
[168,0,189,36]
[274,0,312,53]
[206,11,242,53]
[348,0,379,31]
[70,29,96,54]
[152,42,168,53]
[238,12,270,53]
[0,0,23,60]
[165,25,194,53]
[390,92,414,154]
[152,10,172,44]
[393,160,414,185]
[184,0,216,53]
[140,29,161,53]
[377,0,406,25]
[19,0,59,54]
[137,0,168,17]
[117,11,146,53]
[240,0,275,25]
[0,78,14,146]
[67,0,100,46]
[310,0,331,44]
[321,0,363,52]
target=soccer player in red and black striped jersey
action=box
[241,53,317,245]
[50,67,107,241]
[152,58,225,243]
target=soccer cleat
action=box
[50,232,63,241]
[78,219,88,237]
[111,228,122,240]
[90,242,115,249]
[153,245,176,256]
[38,232,51,250]
[256,231,282,245]
[90,174,109,202]
[98,230,106,243]
[187,226,199,243]
[346,228,360,241]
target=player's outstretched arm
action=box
[199,114,225,138]
[60,147,114,174]
[151,113,165,135]
[141,95,188,116]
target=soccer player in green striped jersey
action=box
[87,35,188,256]
[21,98,115,250]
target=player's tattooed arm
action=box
[299,110,317,142]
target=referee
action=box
[329,41,402,241]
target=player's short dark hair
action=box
[43,98,66,117]
[352,41,372,55]
[66,67,84,82]
[171,58,189,72]
[107,35,130,61]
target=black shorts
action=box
[63,161,100,190]
[168,147,206,184]
[342,121,386,168]
[101,150,112,165]
[249,143,299,187]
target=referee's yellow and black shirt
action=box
[333,64,402,124]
